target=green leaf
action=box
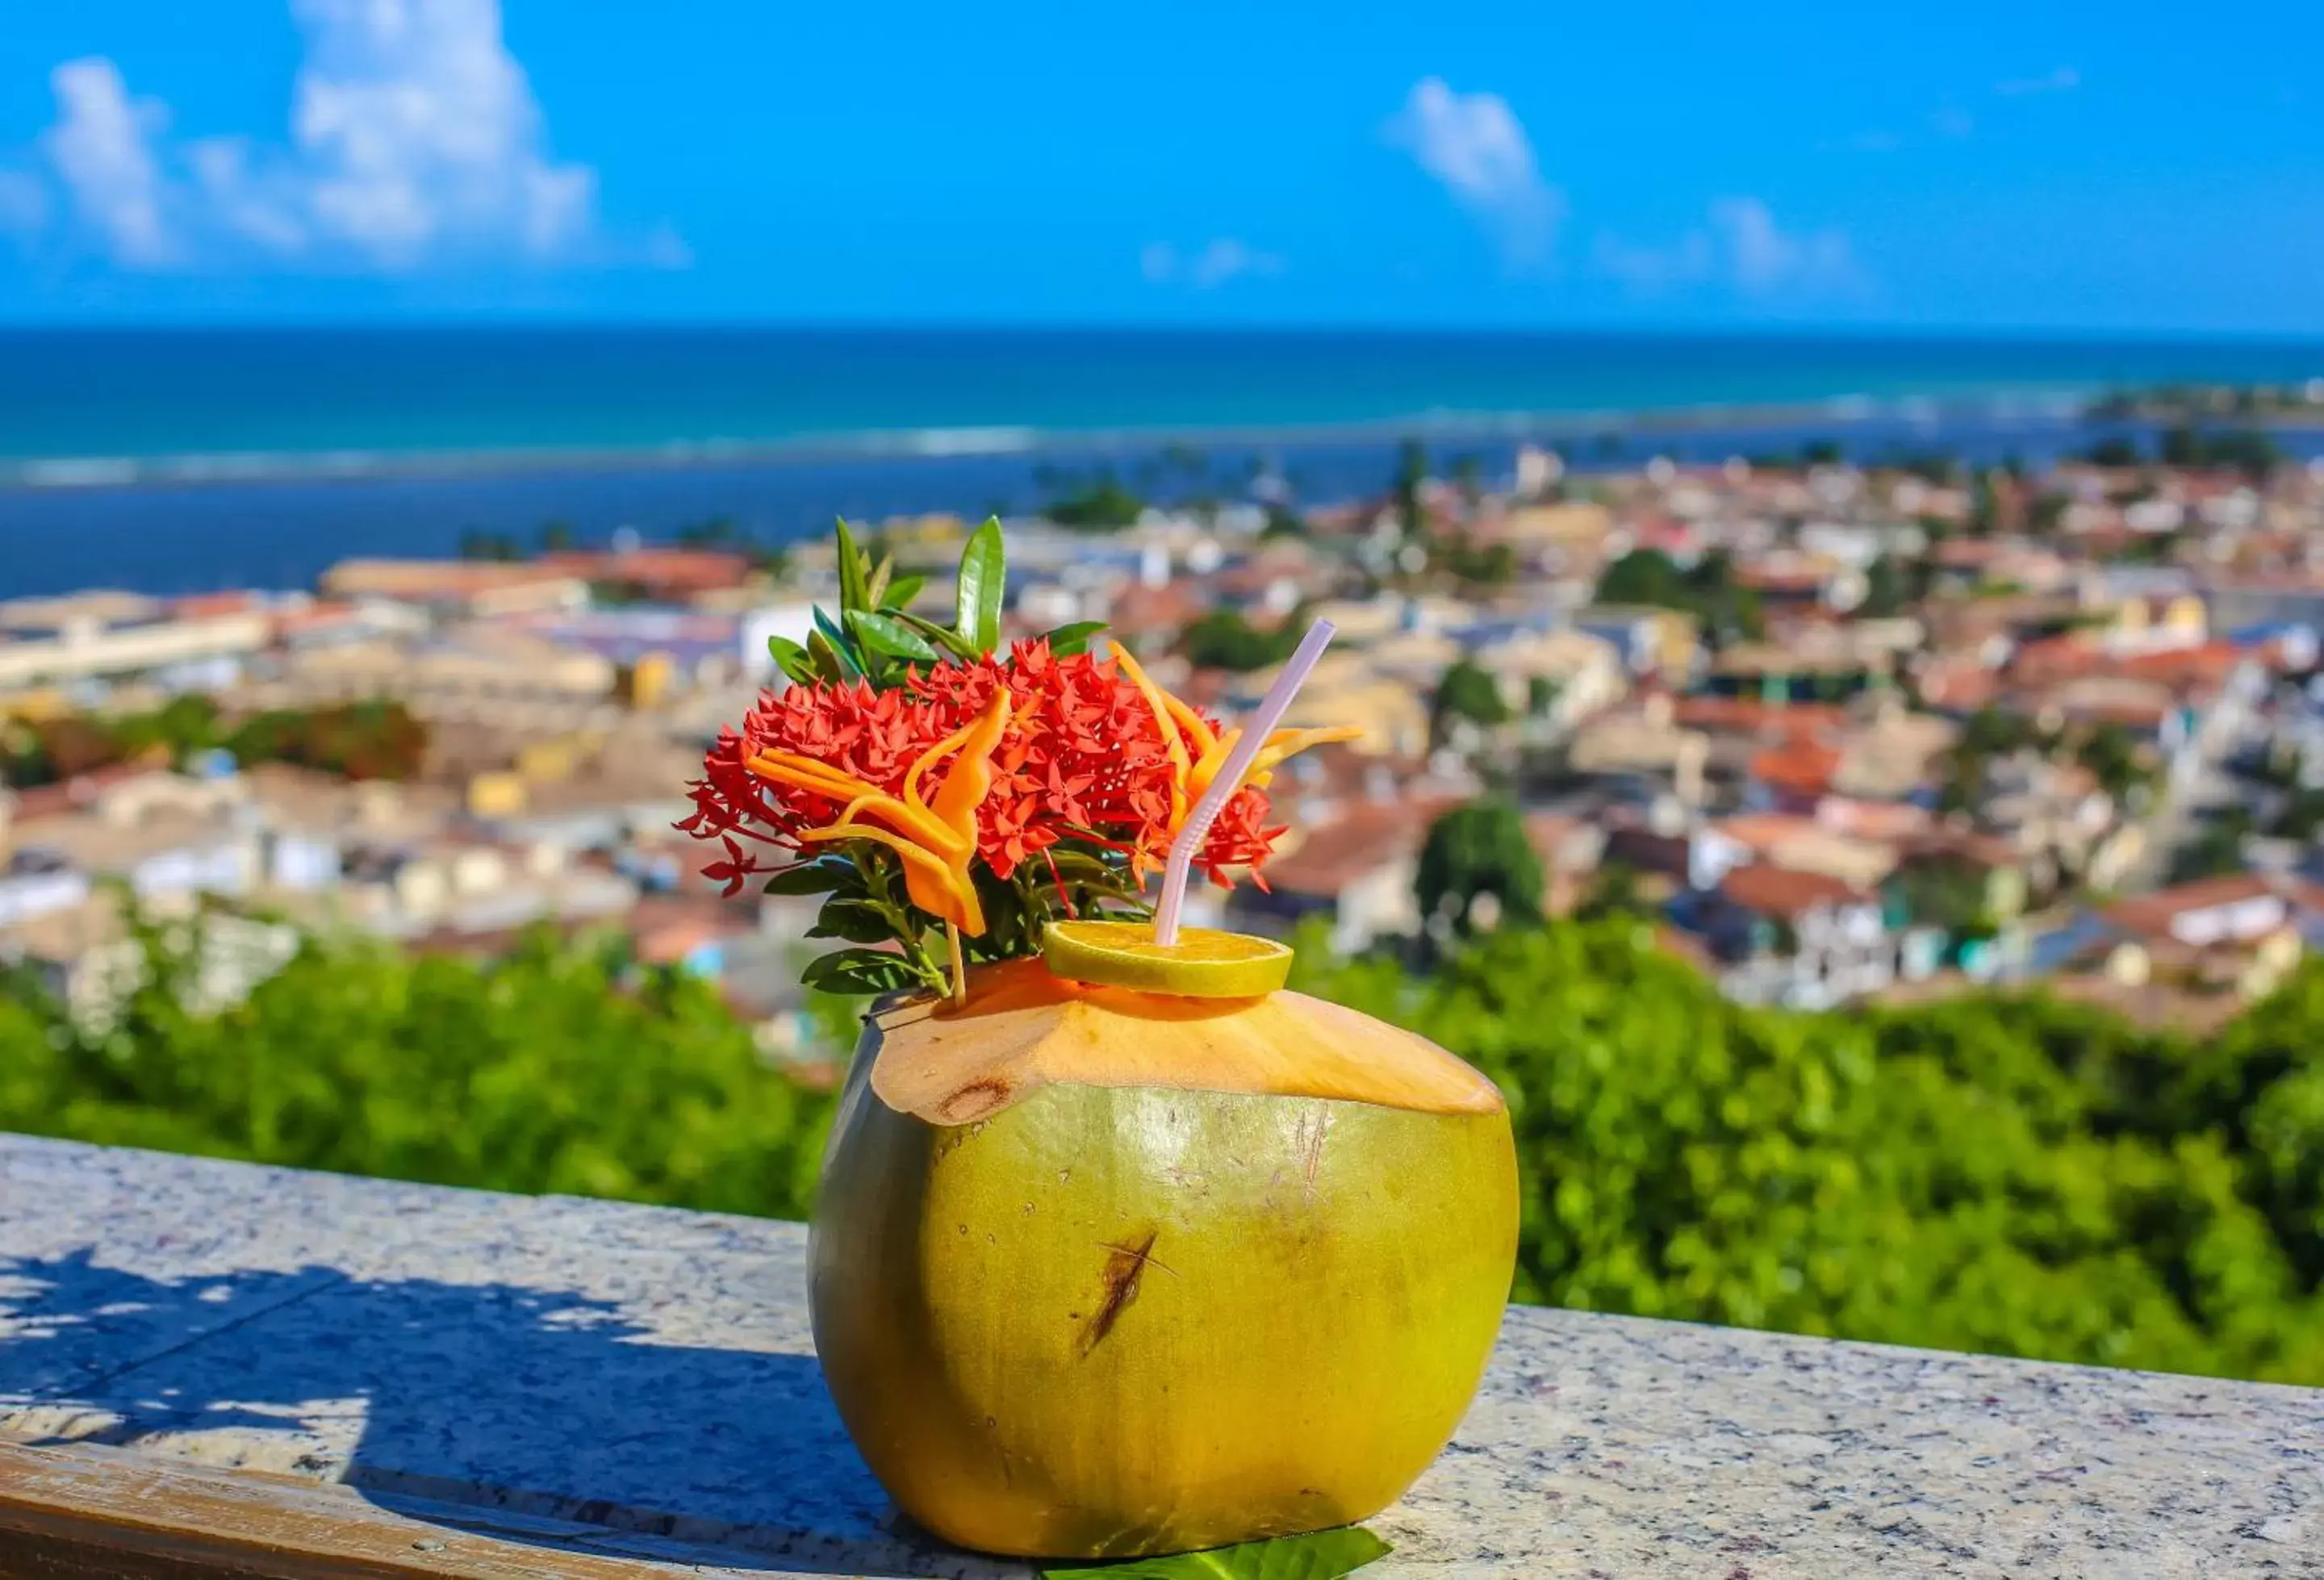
[955,515,1006,655]
[812,608,863,677]
[893,609,983,661]
[864,551,894,611]
[1039,1528,1391,1580]
[1041,620,1108,658]
[881,573,927,611]
[800,947,917,995]
[761,859,854,897]
[767,635,817,685]
[1042,849,1141,891]
[848,609,943,663]
[805,627,851,683]
[834,517,870,614]
[807,898,902,945]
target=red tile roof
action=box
[1749,739,1844,799]
[4,765,149,823]
[1104,581,1210,640]
[169,591,262,619]
[2102,873,2324,941]
[1717,863,1865,917]
[1261,795,1461,897]
[2014,637,2242,692]
[540,549,750,596]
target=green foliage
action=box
[758,520,1134,992]
[1968,471,2005,536]
[0,925,835,1218]
[1885,449,1959,486]
[1593,548,1762,642]
[457,527,524,562]
[2171,807,2256,884]
[767,516,1099,694]
[226,699,429,781]
[2073,721,2152,801]
[1432,535,1516,587]
[1040,1528,1390,1579]
[1887,859,1996,938]
[1857,554,1910,618]
[953,516,1007,655]
[2160,424,2281,479]
[1573,861,1652,923]
[1392,438,1428,544]
[2269,785,2324,841]
[1292,920,2324,1384]
[1415,800,1544,934]
[1046,471,1147,531]
[1430,659,1511,746]
[19,897,2324,1386]
[1259,504,1309,540]
[7,714,121,784]
[781,843,1147,998]
[3,697,428,788]
[1181,608,1306,674]
[1939,710,2153,822]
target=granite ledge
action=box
[2,1131,2319,1578]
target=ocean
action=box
[3,326,2322,597]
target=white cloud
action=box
[286,0,596,265]
[40,58,175,265]
[1594,198,1870,304]
[1141,238,1286,289]
[1386,77,1564,268]
[1997,66,2080,97]
[1710,198,1865,297]
[8,0,679,273]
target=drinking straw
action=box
[1153,618,1337,947]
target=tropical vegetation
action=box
[8,906,2323,1386]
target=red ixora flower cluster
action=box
[679,640,1289,903]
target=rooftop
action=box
[1717,861,1865,917]
[2104,872,2324,942]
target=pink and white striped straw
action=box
[1152,617,1338,947]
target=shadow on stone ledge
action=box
[0,1250,1016,1579]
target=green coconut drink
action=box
[685,520,1517,1559]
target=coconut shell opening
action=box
[867,956,1506,1125]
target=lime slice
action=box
[1042,919,1293,998]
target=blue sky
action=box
[0,1,2319,333]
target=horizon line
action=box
[0,318,2322,349]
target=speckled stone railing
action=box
[2,1132,2318,1578]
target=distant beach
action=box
[4,325,2323,597]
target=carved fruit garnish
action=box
[1042,918,1294,997]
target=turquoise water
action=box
[4,327,2324,597]
[4,327,2322,475]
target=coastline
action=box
[8,323,2324,496]
[0,391,2154,495]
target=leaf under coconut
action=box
[1038,1528,1392,1580]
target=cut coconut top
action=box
[867,957,1507,1126]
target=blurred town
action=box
[11,403,2324,1060]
